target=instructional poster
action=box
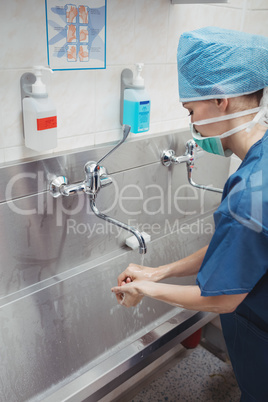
[45,0,106,70]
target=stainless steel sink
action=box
[0,129,229,401]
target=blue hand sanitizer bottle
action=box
[123,63,151,134]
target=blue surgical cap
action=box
[177,26,268,102]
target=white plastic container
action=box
[23,67,57,152]
[123,63,151,134]
[23,97,57,152]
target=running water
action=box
[140,253,145,266]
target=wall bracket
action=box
[120,68,134,125]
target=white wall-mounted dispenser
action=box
[20,66,57,152]
[120,63,151,134]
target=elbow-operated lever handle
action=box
[83,124,131,195]
[96,124,131,167]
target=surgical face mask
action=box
[190,107,261,157]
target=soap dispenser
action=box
[121,63,151,134]
[20,66,57,152]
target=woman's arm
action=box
[158,245,208,279]
[117,245,208,286]
[111,281,248,314]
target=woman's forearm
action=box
[155,245,208,281]
[116,246,208,287]
[135,282,248,314]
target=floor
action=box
[128,345,241,402]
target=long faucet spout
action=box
[89,200,147,254]
[187,164,223,194]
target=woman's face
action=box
[183,100,228,138]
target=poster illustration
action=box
[45,0,106,70]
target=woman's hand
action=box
[111,281,144,307]
[117,263,159,286]
[111,264,157,307]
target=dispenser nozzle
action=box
[32,66,53,95]
[133,63,145,87]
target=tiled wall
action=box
[0,0,268,164]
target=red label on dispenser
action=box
[37,116,57,131]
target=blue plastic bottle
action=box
[123,63,151,134]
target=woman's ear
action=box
[215,98,229,112]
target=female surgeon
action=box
[111,27,268,401]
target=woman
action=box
[112,27,268,401]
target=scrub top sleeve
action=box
[196,211,268,296]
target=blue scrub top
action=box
[196,130,268,401]
[197,129,268,311]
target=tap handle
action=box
[99,166,113,187]
[100,175,113,187]
[96,124,131,166]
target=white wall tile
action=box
[243,10,268,36]
[248,0,268,10]
[55,132,95,153]
[0,69,25,148]
[156,117,189,134]
[134,0,169,64]
[95,66,123,133]
[161,64,187,122]
[106,0,136,66]
[222,0,244,8]
[95,128,122,146]
[50,70,97,139]
[167,4,242,64]
[1,0,268,163]
[0,0,47,69]
[144,64,167,124]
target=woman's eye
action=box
[188,111,193,116]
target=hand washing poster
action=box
[45,0,106,70]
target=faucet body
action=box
[50,125,147,254]
[49,164,112,199]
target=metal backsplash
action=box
[0,129,229,300]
